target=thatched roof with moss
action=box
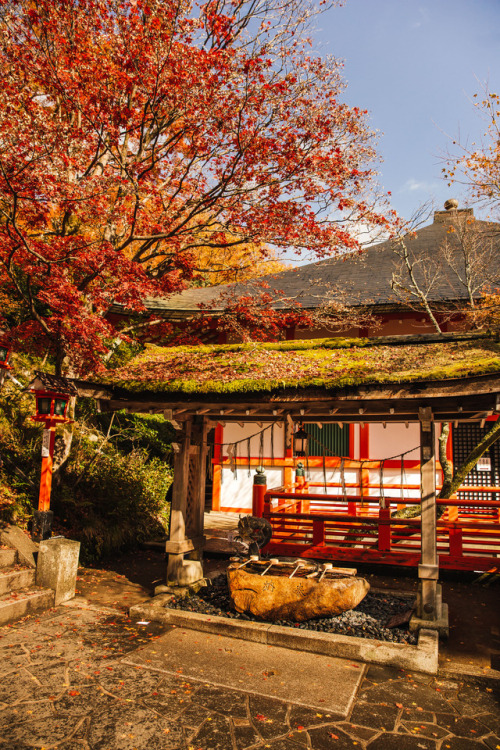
[96,333,500,397]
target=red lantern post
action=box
[29,373,76,541]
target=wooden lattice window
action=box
[185,454,198,536]
[305,423,350,457]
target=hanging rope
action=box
[214,420,420,503]
[307,430,419,464]
[340,457,346,498]
[215,422,275,452]
[247,437,251,477]
[379,459,386,509]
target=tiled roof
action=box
[31,371,78,395]
[136,211,500,315]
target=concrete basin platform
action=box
[124,625,365,716]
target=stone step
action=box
[0,588,55,626]
[0,567,36,596]
[0,548,17,568]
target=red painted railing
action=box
[262,484,500,572]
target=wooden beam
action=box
[193,417,209,544]
[168,418,192,546]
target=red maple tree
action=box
[0,0,393,373]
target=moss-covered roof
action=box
[100,333,500,396]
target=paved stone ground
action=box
[77,549,500,671]
[1,602,499,750]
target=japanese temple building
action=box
[108,202,500,519]
[75,330,500,630]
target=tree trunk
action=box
[392,418,500,519]
[438,419,500,499]
[437,423,453,498]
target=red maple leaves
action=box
[0,0,393,373]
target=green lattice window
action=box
[305,423,350,457]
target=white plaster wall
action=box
[369,423,442,464]
[222,422,285,458]
[217,420,441,510]
[220,467,284,510]
[368,423,420,460]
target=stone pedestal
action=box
[0,525,38,567]
[410,583,449,637]
[36,538,80,605]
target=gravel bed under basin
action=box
[167,573,418,645]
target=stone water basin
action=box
[227,559,370,622]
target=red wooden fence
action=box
[262,483,500,572]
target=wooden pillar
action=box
[166,418,192,583]
[192,416,209,555]
[418,407,440,621]
[165,417,206,586]
[359,424,369,510]
[211,423,223,512]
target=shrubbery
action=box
[0,355,174,563]
[57,438,172,563]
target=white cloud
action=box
[401,178,439,193]
[412,6,431,29]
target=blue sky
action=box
[315,0,500,222]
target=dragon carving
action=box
[235,515,273,557]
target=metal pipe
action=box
[288,560,306,578]
[236,554,260,569]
